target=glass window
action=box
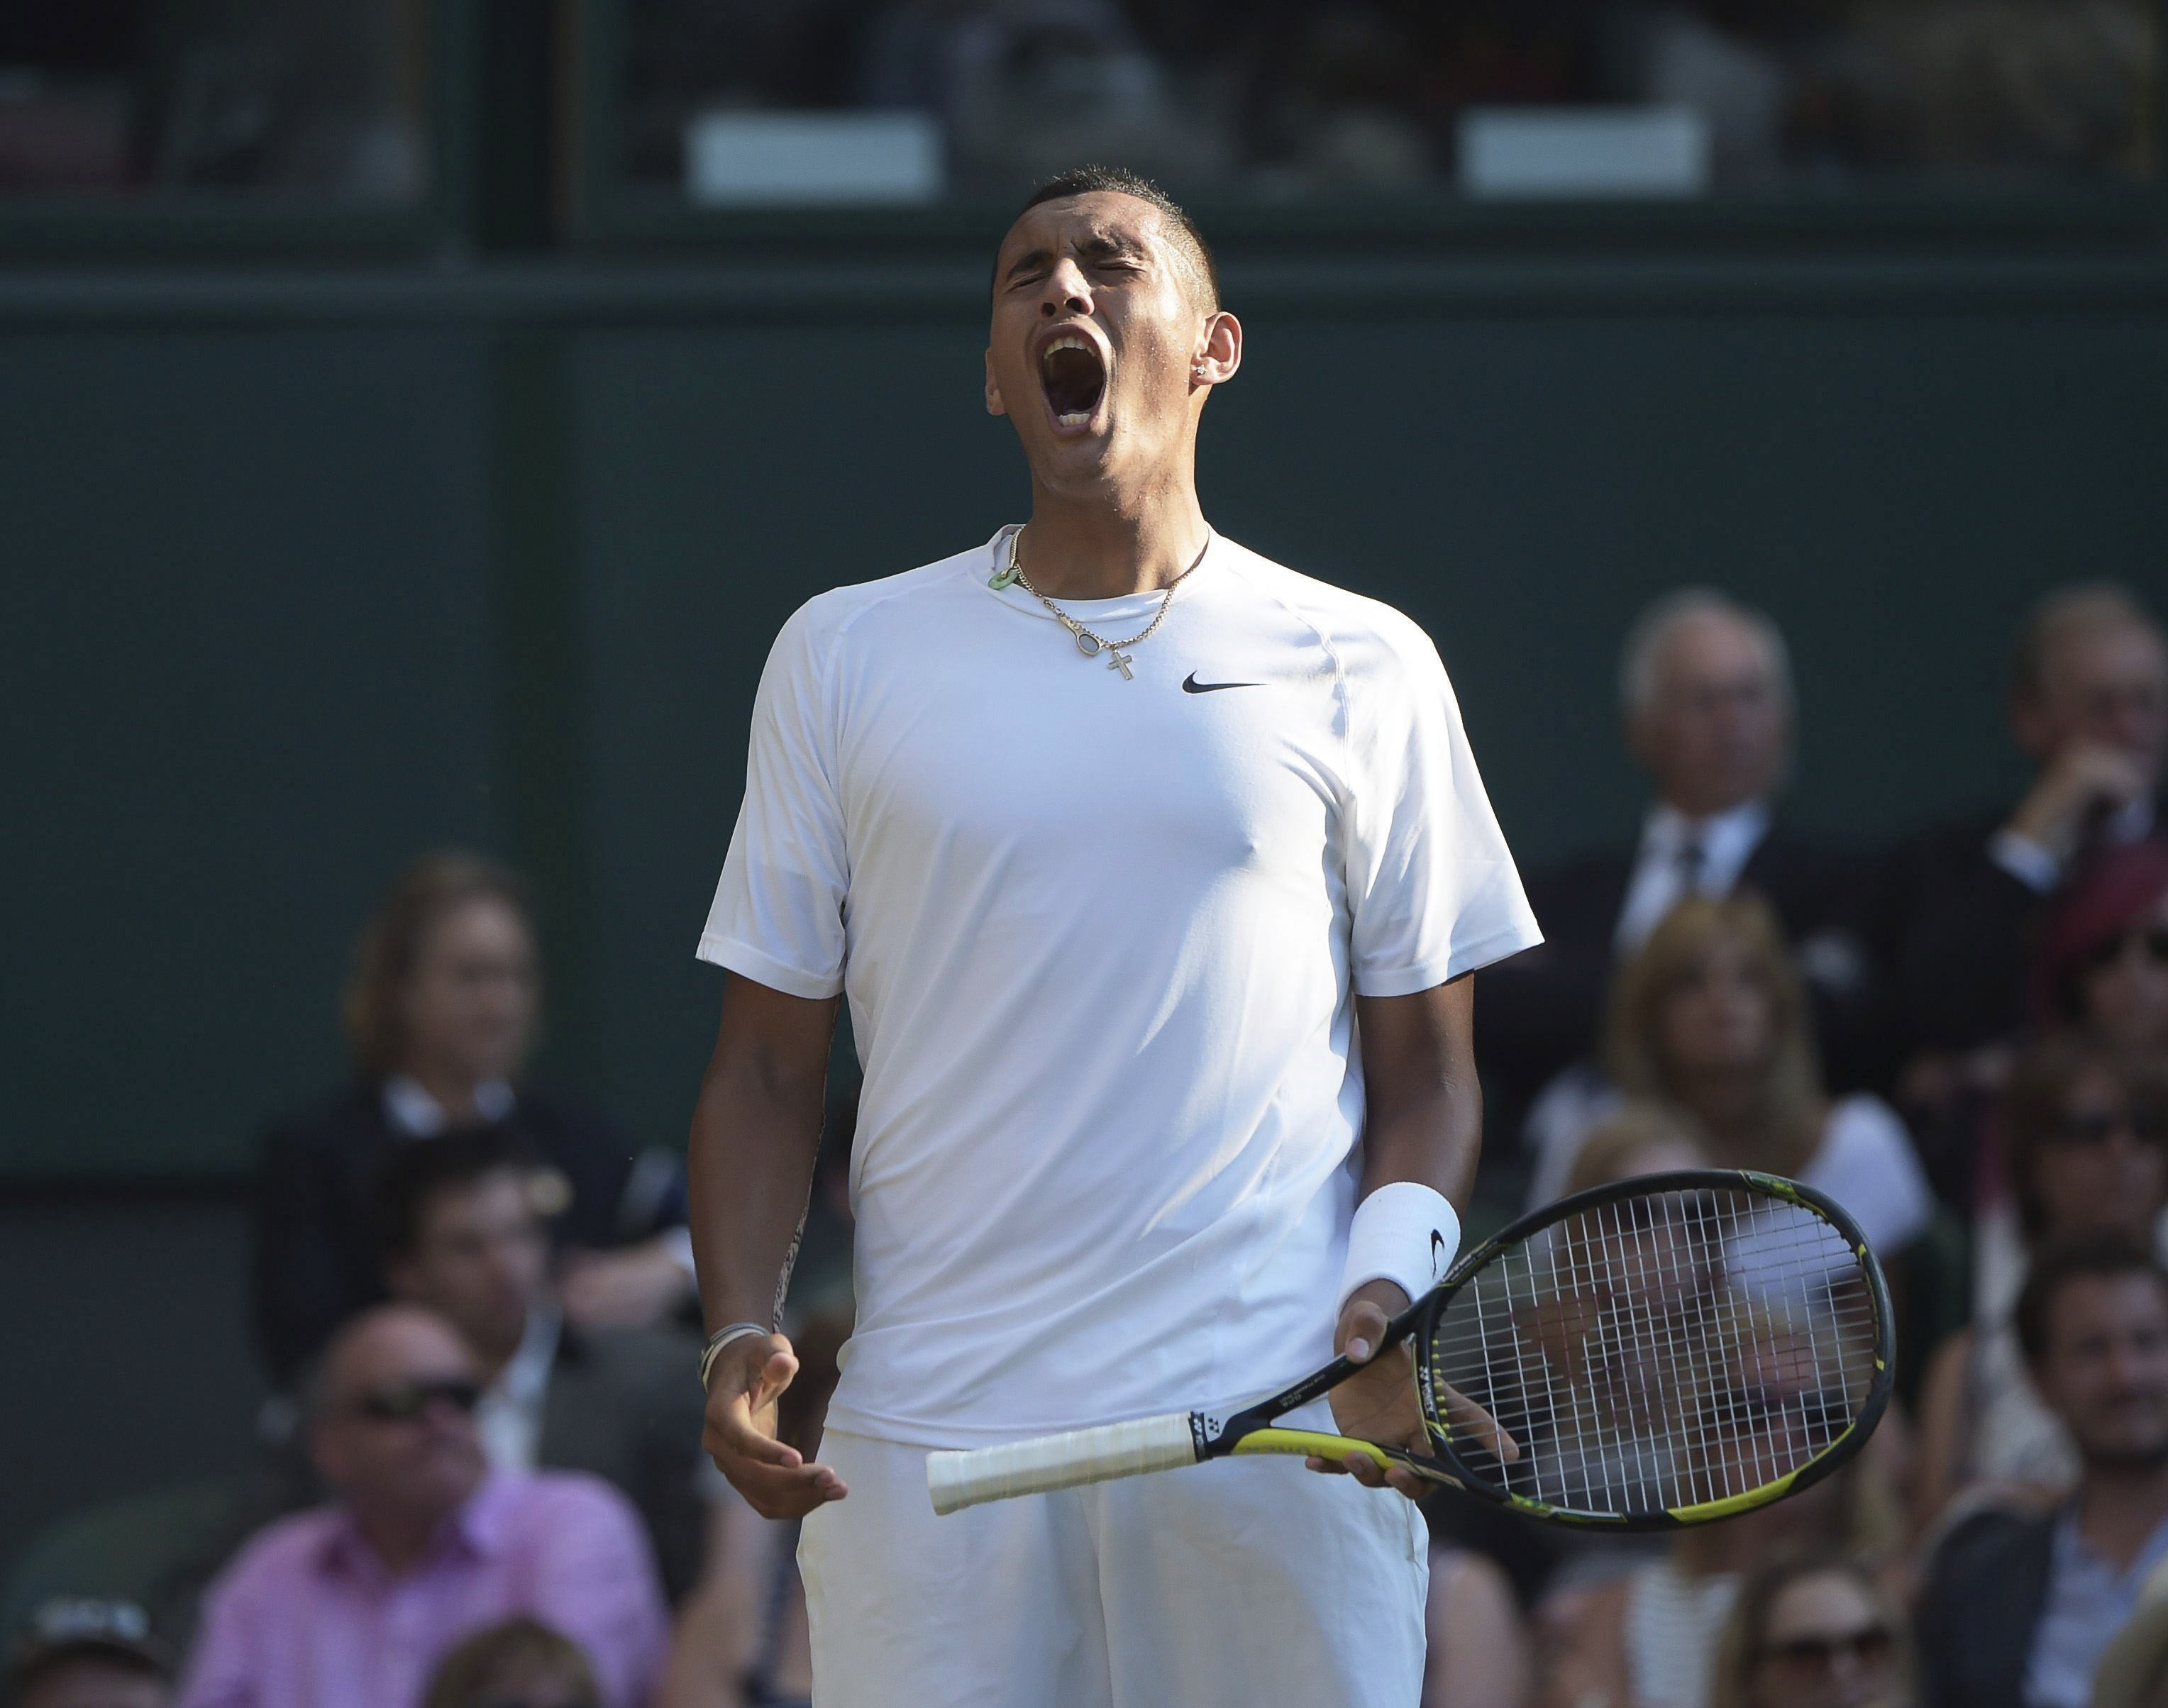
[0,0,431,206]
[611,0,2160,209]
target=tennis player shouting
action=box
[688,165,1539,1704]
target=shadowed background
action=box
[2,0,2164,1571]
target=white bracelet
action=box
[698,1322,770,1391]
[1339,1182,1460,1314]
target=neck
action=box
[2078,1458,2168,1570]
[402,1062,483,1124]
[1661,794,1760,829]
[354,1502,449,1577]
[1019,469,1208,600]
[1678,1071,1764,1150]
[1675,1521,1760,1577]
[475,1321,527,1386]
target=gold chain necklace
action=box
[992,526,1209,682]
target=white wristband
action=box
[1339,1182,1459,1314]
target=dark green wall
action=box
[5,251,2166,1177]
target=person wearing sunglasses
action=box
[2034,838,2168,1057]
[1709,1553,1910,1708]
[1913,1036,2168,1532]
[175,1305,668,1708]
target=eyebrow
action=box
[1000,229,1151,285]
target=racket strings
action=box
[1425,1188,1879,1517]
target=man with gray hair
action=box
[1482,589,1873,1112]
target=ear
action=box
[1190,311,1244,389]
[985,348,1007,418]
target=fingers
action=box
[1300,1448,1423,1499]
[708,1405,800,1468]
[1437,1379,1522,1464]
[749,1347,800,1407]
[702,1407,847,1518]
[1337,1299,1392,1365]
[710,1449,847,1519]
[699,1334,828,1516]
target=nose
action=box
[1039,257,1093,319]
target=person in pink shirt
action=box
[177,1305,668,1708]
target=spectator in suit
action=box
[1872,585,2167,1104]
[252,851,695,1387]
[1481,589,1874,1125]
[1523,892,1932,1263]
[8,1599,175,1708]
[424,1617,601,1708]
[380,1127,715,1601]
[1916,1234,2168,1708]
[177,1305,668,1708]
[1913,1037,2168,1531]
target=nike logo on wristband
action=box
[1431,1228,1447,1278]
[1182,672,1261,694]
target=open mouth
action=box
[1040,333,1107,431]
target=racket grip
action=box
[927,1412,1200,1514]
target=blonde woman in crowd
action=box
[1534,1460,1901,1708]
[1706,1553,1911,1708]
[1525,893,1932,1263]
[1530,1104,1905,1708]
[251,853,695,1387]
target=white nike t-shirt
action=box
[699,528,1539,1446]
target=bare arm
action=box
[1320,975,1502,1497]
[1355,975,1483,1209]
[689,972,844,1517]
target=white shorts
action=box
[797,1404,1429,1707]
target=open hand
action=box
[702,1331,847,1518]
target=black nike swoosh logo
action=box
[1430,1229,1447,1277]
[1182,672,1262,694]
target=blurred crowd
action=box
[0,0,2153,203]
[625,0,2157,196]
[5,577,2168,1708]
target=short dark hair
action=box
[377,1125,541,1258]
[2015,1231,2168,1368]
[996,165,1220,310]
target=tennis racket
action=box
[927,1170,1892,1529]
